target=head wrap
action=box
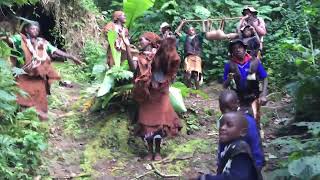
[113,11,125,22]
[140,32,161,48]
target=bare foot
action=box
[154,153,162,161]
[144,153,153,161]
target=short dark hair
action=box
[228,39,246,53]
[219,90,238,106]
[223,111,248,131]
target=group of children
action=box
[195,90,264,180]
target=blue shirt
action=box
[218,114,265,169]
[223,60,268,91]
[202,154,258,180]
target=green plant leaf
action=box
[97,74,114,97]
[107,30,122,67]
[194,5,211,19]
[288,155,320,179]
[123,0,155,29]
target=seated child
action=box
[198,112,262,180]
[218,90,265,170]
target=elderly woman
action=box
[123,32,182,161]
[6,21,81,120]
[103,11,130,67]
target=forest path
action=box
[45,63,292,179]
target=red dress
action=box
[133,47,182,137]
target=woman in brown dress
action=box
[123,32,182,161]
[7,21,82,120]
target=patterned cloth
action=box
[184,55,202,74]
[10,33,60,120]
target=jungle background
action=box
[0,0,319,179]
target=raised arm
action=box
[121,34,137,71]
[251,18,266,37]
[175,20,186,37]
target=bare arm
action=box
[121,35,137,71]
[260,78,268,105]
[252,18,266,36]
[52,49,82,65]
[175,20,185,37]
[223,73,234,89]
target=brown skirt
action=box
[16,73,60,120]
[138,87,182,137]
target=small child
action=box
[218,90,265,170]
[198,112,262,180]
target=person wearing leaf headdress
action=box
[122,32,182,161]
[103,11,130,67]
[6,18,82,120]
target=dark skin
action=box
[189,112,247,179]
[223,43,268,105]
[7,24,82,65]
[122,35,162,161]
[122,34,152,71]
[219,112,247,144]
[219,91,240,114]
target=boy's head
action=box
[219,90,239,114]
[229,39,247,59]
[241,25,254,38]
[219,112,248,143]
[187,26,196,36]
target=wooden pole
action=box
[184,17,242,22]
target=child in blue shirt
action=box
[223,39,268,126]
[197,112,262,180]
[218,90,265,170]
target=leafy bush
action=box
[0,40,48,179]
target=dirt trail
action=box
[45,77,292,179]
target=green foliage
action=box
[0,108,48,179]
[123,0,155,29]
[288,155,320,179]
[172,82,208,99]
[107,30,122,67]
[184,113,200,134]
[79,0,100,13]
[0,0,39,6]
[0,59,18,122]
[81,39,107,75]
[0,41,47,179]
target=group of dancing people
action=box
[1,6,268,180]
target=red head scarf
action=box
[140,32,161,48]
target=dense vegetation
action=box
[0,0,319,179]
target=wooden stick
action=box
[185,17,242,22]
